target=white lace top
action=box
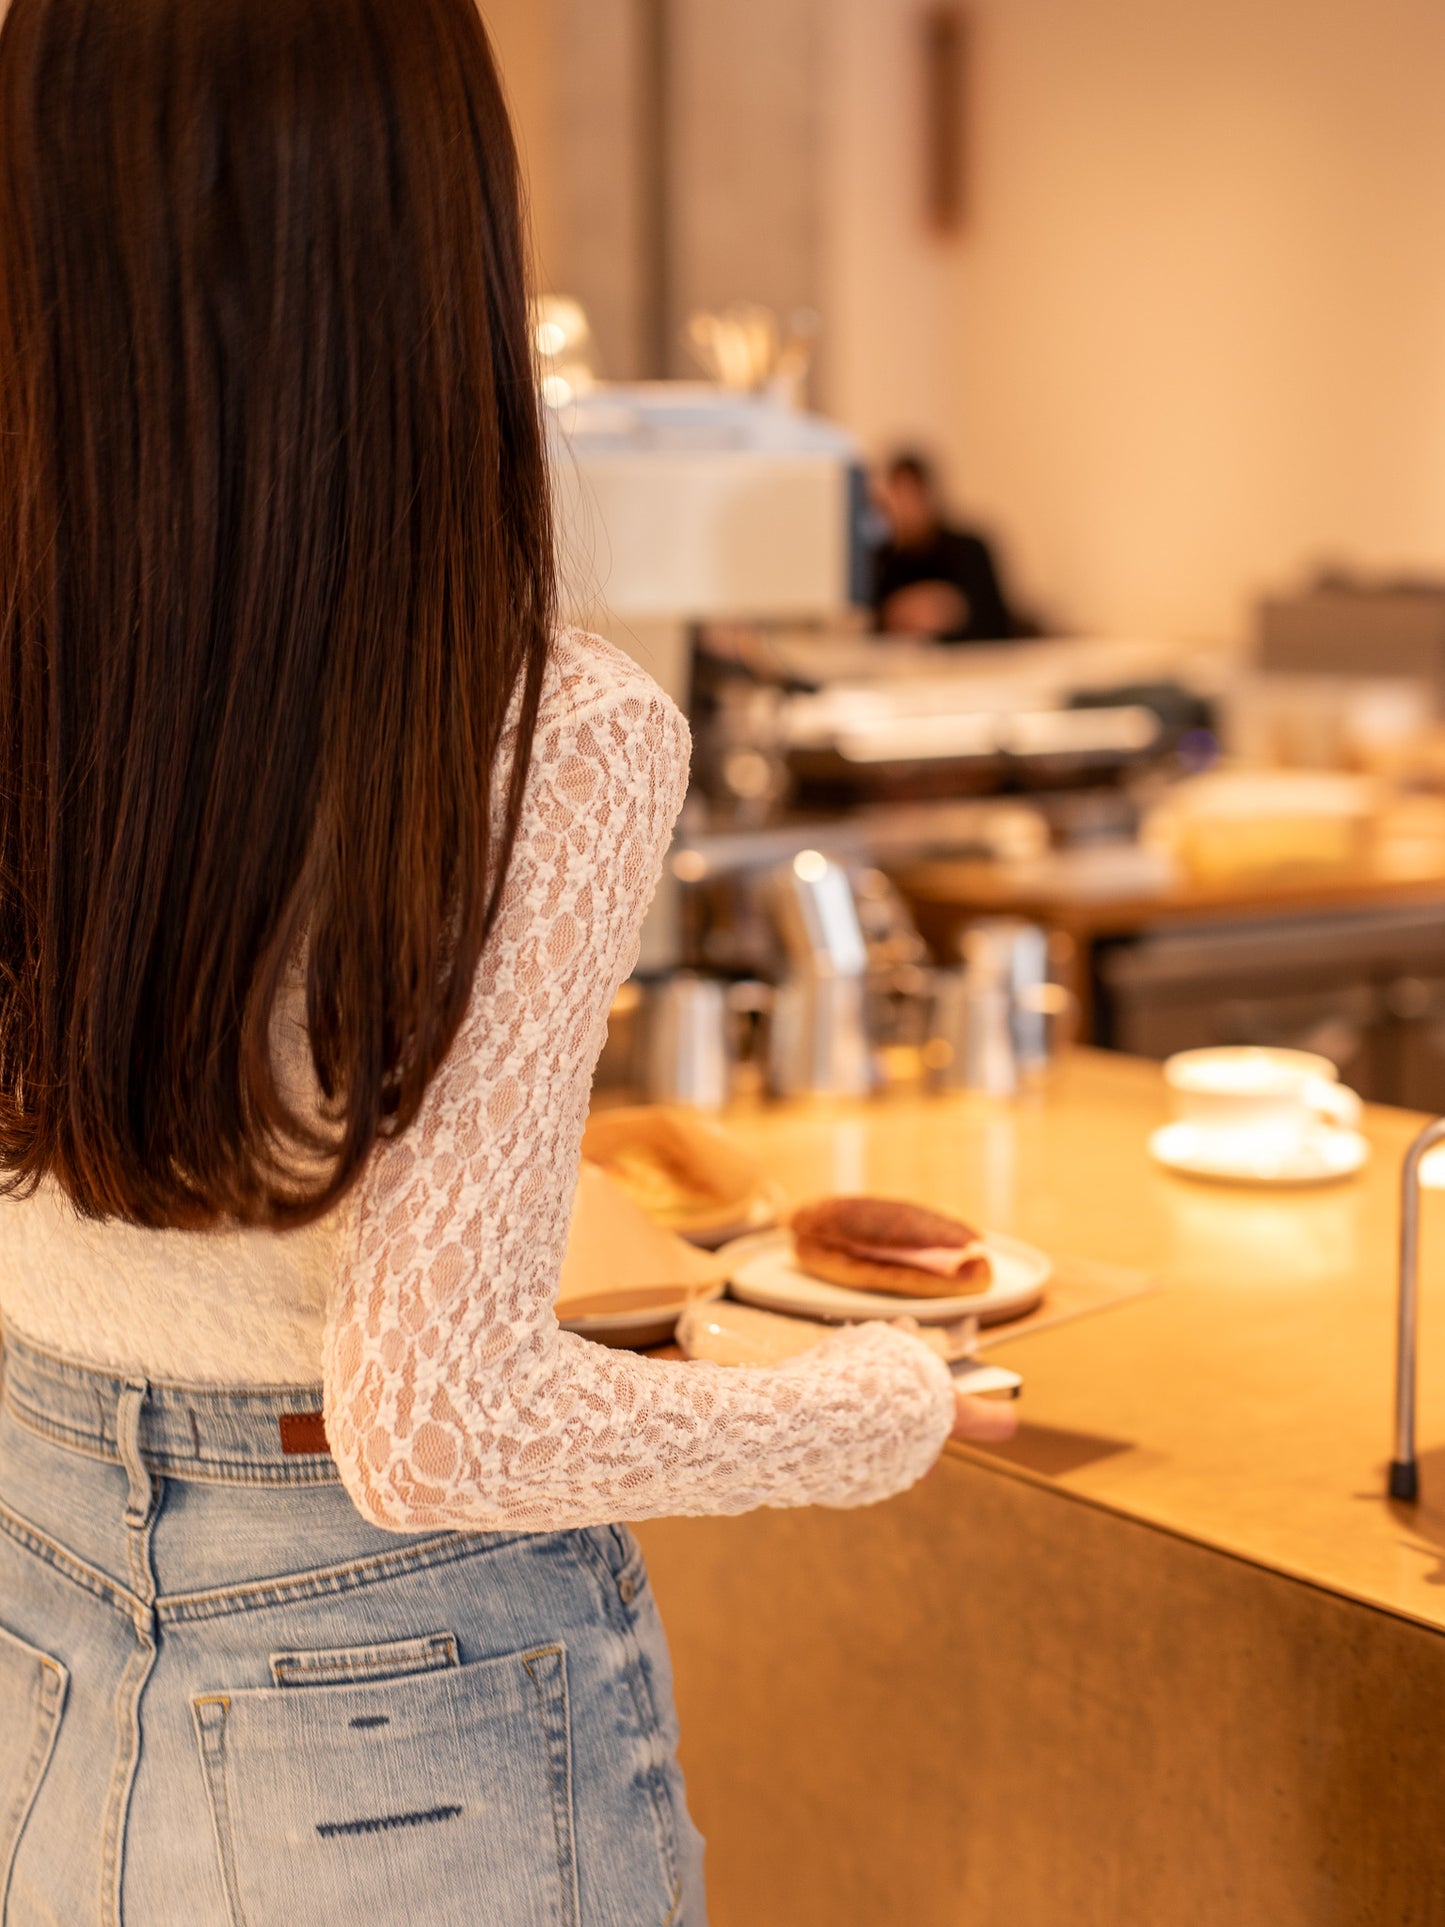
[0,631,955,1531]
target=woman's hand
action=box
[891,1317,1020,1445]
[950,1388,1019,1444]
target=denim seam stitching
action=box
[130,1457,339,1488]
[3,1397,341,1485]
[0,1491,138,1620]
[574,1532,683,1904]
[270,1632,458,1686]
[2,1398,121,1467]
[101,1633,155,1924]
[99,1502,158,1927]
[156,1529,531,1624]
[192,1700,251,1927]
[0,1655,65,1912]
[522,1646,578,1926]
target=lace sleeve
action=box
[322,632,956,1533]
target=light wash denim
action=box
[0,1331,706,1925]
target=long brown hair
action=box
[0,0,553,1228]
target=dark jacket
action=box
[873,527,1015,642]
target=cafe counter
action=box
[631,1051,1445,1926]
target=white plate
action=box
[559,1284,724,1350]
[681,1183,787,1251]
[720,1228,1051,1326]
[1149,1121,1369,1187]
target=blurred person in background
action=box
[873,450,1021,642]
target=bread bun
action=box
[580,1106,761,1236]
[792,1196,979,1251]
[790,1195,993,1298]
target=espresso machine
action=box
[550,383,870,978]
[550,384,1072,1103]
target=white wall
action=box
[478,0,559,275]
[822,0,968,484]
[822,0,1445,645]
[541,0,826,382]
[669,0,823,373]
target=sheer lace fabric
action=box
[322,632,955,1530]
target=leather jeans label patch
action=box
[278,1412,331,1456]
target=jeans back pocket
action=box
[0,1621,67,1911]
[193,1635,578,1927]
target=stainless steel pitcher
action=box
[639,975,733,1109]
[767,975,874,1099]
[926,919,1069,1095]
[765,852,874,1099]
[926,960,1018,1096]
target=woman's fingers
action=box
[892,1316,1020,1444]
[951,1390,1020,1444]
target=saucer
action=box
[1149,1121,1370,1188]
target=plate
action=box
[559,1282,725,1350]
[681,1183,787,1250]
[720,1228,1051,1326]
[1149,1121,1369,1187]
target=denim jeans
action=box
[0,1332,706,1925]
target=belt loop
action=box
[116,1379,154,1528]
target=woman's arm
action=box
[323,632,956,1533]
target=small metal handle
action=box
[1391,1117,1445,1502]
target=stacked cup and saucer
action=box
[1149,1046,1369,1187]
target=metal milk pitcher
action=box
[766,851,874,1099]
[640,974,733,1109]
[768,975,873,1100]
[926,919,1067,1095]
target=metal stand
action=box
[1391,1117,1445,1502]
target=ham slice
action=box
[844,1240,989,1279]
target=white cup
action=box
[1164,1047,1361,1153]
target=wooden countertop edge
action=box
[944,1437,1445,1639]
[895,859,1445,931]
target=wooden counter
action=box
[899,844,1445,944]
[633,1054,1445,1924]
[894,840,1445,1042]
[899,801,1445,937]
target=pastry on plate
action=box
[556,1164,731,1320]
[580,1105,763,1238]
[789,1196,993,1299]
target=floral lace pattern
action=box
[322,631,955,1531]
